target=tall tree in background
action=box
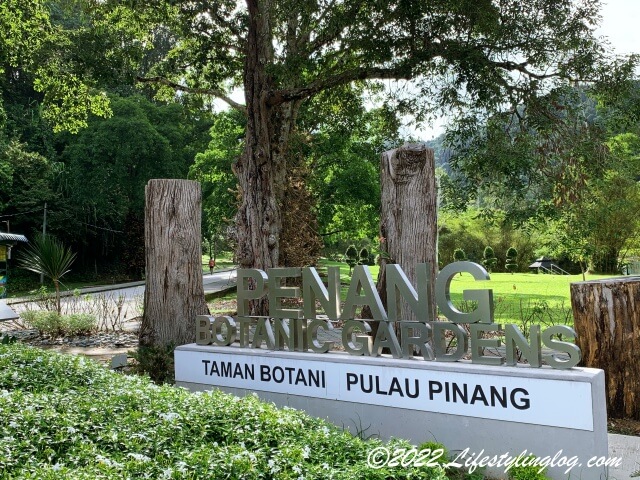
[0,0,111,133]
[126,0,628,314]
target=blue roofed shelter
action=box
[0,231,28,301]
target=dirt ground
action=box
[608,417,640,436]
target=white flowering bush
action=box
[0,344,449,479]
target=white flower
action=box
[96,455,123,468]
[159,467,173,479]
[302,445,311,459]
[127,453,151,462]
[66,427,77,434]
[268,459,280,473]
[159,412,180,422]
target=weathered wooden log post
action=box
[570,277,640,419]
[140,179,209,348]
[365,143,438,331]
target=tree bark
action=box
[570,277,640,419]
[365,143,438,329]
[140,179,209,347]
[234,0,299,315]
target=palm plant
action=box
[17,234,76,314]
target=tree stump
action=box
[570,277,640,419]
[365,143,437,327]
[140,179,209,348]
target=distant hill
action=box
[424,134,453,173]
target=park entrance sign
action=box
[175,261,608,480]
[195,262,581,369]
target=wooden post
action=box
[365,143,438,327]
[570,277,640,419]
[140,179,209,348]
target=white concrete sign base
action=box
[175,344,608,480]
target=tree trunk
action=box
[234,0,298,315]
[365,144,438,329]
[140,179,209,347]
[570,277,640,419]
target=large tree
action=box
[125,0,627,314]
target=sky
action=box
[597,0,640,56]
[413,0,640,140]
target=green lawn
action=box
[447,271,618,328]
[318,259,621,328]
[204,259,622,329]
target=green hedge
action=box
[0,344,448,479]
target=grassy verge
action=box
[0,343,448,479]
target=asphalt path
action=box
[6,268,237,306]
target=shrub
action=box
[21,310,63,335]
[65,314,98,335]
[345,244,358,271]
[359,247,370,265]
[0,344,449,479]
[482,246,498,272]
[21,311,96,336]
[453,248,467,262]
[506,246,519,274]
[508,455,550,480]
[129,343,176,384]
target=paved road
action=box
[7,268,237,306]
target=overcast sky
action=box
[597,0,640,56]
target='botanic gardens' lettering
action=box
[196,262,581,369]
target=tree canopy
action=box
[114,0,634,315]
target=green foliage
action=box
[0,141,57,231]
[20,310,96,336]
[0,343,449,480]
[508,456,549,480]
[0,0,113,133]
[189,109,243,250]
[17,234,76,314]
[54,94,212,273]
[482,246,498,272]
[539,132,640,274]
[125,0,618,128]
[305,100,398,244]
[453,248,467,262]
[0,333,16,344]
[506,247,519,274]
[358,247,370,265]
[345,245,358,270]
[129,344,176,385]
[439,209,539,272]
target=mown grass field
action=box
[448,271,618,328]
[205,259,622,328]
[318,260,620,328]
